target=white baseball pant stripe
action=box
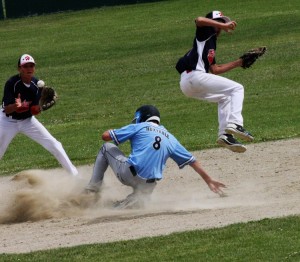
[179,70,244,136]
[0,113,78,176]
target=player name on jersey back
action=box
[146,126,170,139]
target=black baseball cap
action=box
[206,11,231,23]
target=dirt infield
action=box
[0,138,299,254]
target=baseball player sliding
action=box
[85,105,226,209]
[176,11,265,153]
[0,54,78,176]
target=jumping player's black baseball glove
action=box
[39,86,58,111]
[240,47,267,69]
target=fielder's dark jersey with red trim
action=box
[2,74,41,120]
[176,24,217,74]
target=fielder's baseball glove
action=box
[39,86,58,111]
[240,46,267,69]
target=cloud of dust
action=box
[0,166,155,224]
[0,168,105,224]
[0,166,225,224]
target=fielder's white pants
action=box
[0,113,78,176]
[180,70,244,136]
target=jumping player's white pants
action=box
[0,113,78,176]
[180,70,244,136]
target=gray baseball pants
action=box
[86,143,156,195]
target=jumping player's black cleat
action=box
[217,134,247,153]
[225,123,254,142]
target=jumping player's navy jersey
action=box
[2,74,41,120]
[176,25,217,74]
[109,122,195,180]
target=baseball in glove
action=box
[39,86,58,111]
[240,46,267,69]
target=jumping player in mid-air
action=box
[85,105,226,209]
[0,54,78,176]
[176,11,254,153]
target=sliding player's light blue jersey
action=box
[109,122,195,180]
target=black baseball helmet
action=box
[132,105,160,124]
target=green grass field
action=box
[1,217,300,261]
[0,0,299,260]
[0,0,299,175]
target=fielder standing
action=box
[85,105,226,209]
[176,11,253,153]
[0,54,78,176]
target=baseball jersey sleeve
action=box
[2,79,15,106]
[170,141,195,169]
[109,124,138,145]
